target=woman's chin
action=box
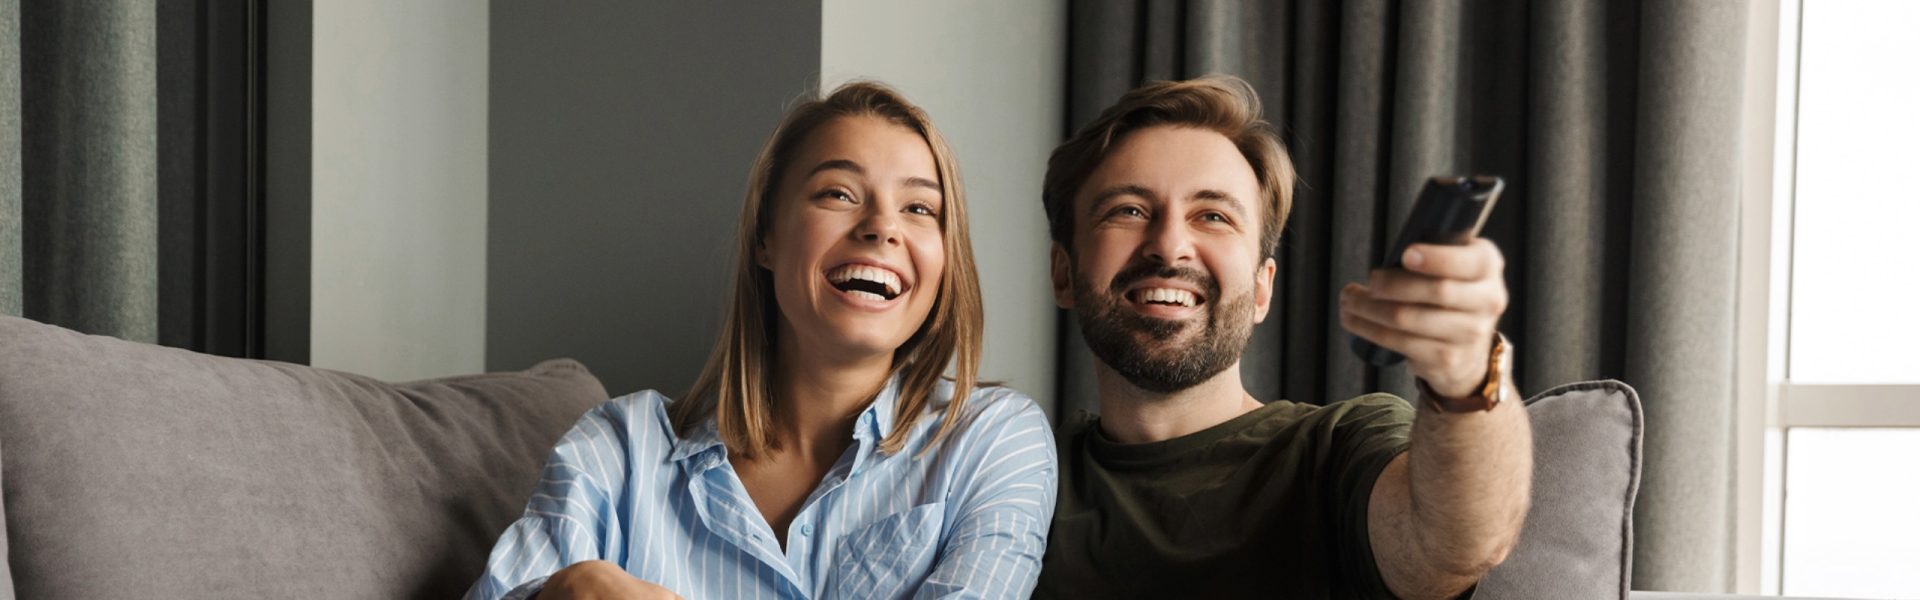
[805,328,913,363]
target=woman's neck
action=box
[769,330,895,458]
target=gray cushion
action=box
[0,315,608,599]
[1478,380,1643,600]
[1630,594,1857,600]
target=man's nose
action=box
[1142,215,1194,265]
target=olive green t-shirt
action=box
[1033,394,1414,599]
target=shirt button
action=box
[800,524,814,536]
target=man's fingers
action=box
[1366,269,1507,314]
[1341,284,1491,344]
[1402,238,1504,281]
[1340,302,1487,382]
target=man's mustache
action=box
[1107,262,1219,300]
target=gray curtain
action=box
[3,0,278,357]
[1,0,19,318]
[2,0,158,342]
[1058,0,1748,592]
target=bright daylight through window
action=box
[1773,0,1920,598]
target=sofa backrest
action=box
[1479,380,1644,600]
[0,316,609,599]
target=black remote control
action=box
[1349,176,1505,366]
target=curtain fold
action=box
[4,0,268,355]
[2,0,21,318]
[1060,0,1749,591]
[1625,2,1748,591]
[18,0,158,342]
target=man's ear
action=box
[1252,256,1277,323]
[1050,243,1075,309]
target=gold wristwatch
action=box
[1417,333,1511,413]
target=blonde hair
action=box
[671,81,984,458]
[1043,75,1297,257]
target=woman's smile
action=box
[824,259,910,310]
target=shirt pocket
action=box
[825,501,947,600]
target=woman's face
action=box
[761,115,946,363]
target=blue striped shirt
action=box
[466,376,1058,600]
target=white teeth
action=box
[1137,288,1196,307]
[847,290,887,302]
[828,265,903,297]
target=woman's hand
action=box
[535,560,684,600]
[1339,238,1509,399]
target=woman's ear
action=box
[755,235,773,269]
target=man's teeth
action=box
[828,265,902,297]
[1137,288,1197,307]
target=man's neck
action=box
[1094,361,1264,444]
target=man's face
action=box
[1051,125,1276,394]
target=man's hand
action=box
[535,560,683,600]
[1339,237,1529,599]
[1339,238,1508,399]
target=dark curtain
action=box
[1057,0,1748,592]
[1,0,273,357]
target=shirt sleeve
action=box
[1326,394,1417,600]
[914,390,1060,600]
[464,400,635,600]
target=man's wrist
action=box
[1416,333,1511,414]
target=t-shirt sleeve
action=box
[1323,394,1416,600]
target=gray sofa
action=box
[0,316,1827,598]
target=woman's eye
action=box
[907,203,938,217]
[820,190,855,203]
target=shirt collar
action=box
[668,412,726,464]
[668,372,906,469]
[857,372,903,443]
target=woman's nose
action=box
[855,206,902,245]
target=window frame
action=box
[1736,0,1920,593]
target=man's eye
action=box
[1115,206,1146,218]
[1201,212,1229,223]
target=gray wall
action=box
[486,2,823,397]
[310,0,489,381]
[822,0,1067,416]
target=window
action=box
[1759,0,1920,597]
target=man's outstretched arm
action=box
[1341,239,1534,599]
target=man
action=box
[1032,76,1532,600]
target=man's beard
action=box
[1072,259,1256,394]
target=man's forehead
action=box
[1079,126,1259,202]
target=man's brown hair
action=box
[1043,75,1296,257]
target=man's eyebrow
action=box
[1191,189,1247,213]
[1085,184,1156,214]
[808,159,864,177]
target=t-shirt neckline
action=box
[1087,399,1294,465]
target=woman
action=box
[467,82,1057,600]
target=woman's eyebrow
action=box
[902,176,941,191]
[808,159,863,177]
